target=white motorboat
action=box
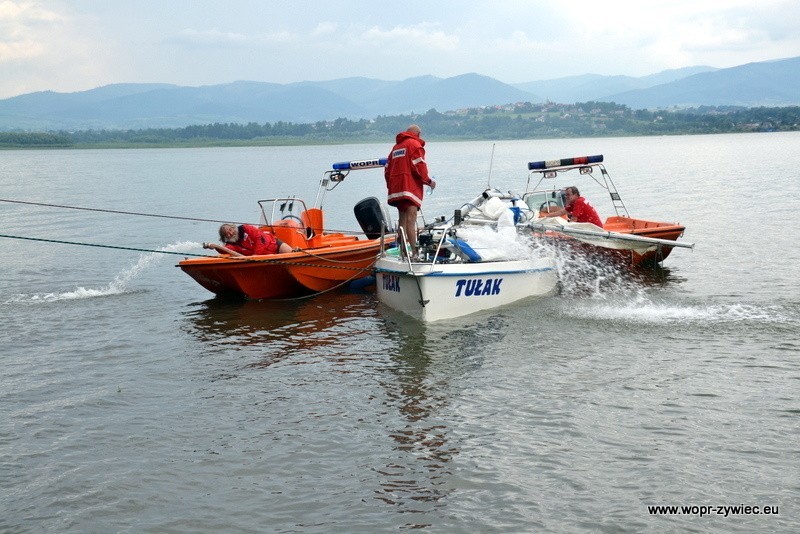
[374,201,558,321]
[375,254,557,322]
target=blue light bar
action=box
[528,155,603,170]
[332,158,388,170]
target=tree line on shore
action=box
[2,101,799,148]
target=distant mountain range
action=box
[1,56,798,131]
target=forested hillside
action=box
[2,102,798,148]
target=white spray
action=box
[6,241,202,303]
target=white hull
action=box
[375,256,558,321]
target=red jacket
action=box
[567,197,603,227]
[384,130,433,208]
[225,224,281,256]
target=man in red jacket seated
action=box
[203,223,292,256]
[546,186,603,227]
[385,124,436,258]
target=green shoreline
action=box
[3,102,799,149]
[2,130,797,150]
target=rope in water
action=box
[270,262,377,301]
[0,233,380,271]
[0,233,207,257]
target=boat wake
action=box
[573,297,790,325]
[5,241,201,304]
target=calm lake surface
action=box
[1,133,799,533]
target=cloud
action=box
[0,0,61,22]
[1,0,798,99]
[0,2,119,97]
[310,21,337,38]
[491,30,561,55]
[165,28,253,48]
[0,0,63,62]
[552,0,800,66]
[360,23,460,52]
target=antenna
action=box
[487,143,496,188]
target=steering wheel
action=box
[280,215,304,224]
[539,200,560,213]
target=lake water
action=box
[1,133,799,533]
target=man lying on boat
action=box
[202,223,293,256]
[543,186,603,227]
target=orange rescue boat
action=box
[179,159,395,299]
[519,155,693,267]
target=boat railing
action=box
[257,197,309,227]
[314,170,347,209]
[523,155,629,217]
[317,158,387,210]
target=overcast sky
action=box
[1,0,798,99]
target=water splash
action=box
[547,243,791,325]
[6,241,202,304]
[551,244,643,298]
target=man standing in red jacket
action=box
[384,124,436,257]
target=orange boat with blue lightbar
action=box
[454,155,693,267]
[178,159,395,299]
[520,155,693,267]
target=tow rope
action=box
[0,233,206,256]
[0,233,380,271]
[0,197,238,224]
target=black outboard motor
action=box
[354,197,391,239]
